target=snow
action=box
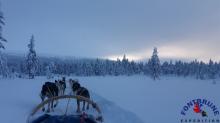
[75,76,220,123]
[0,76,219,123]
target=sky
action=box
[1,0,220,62]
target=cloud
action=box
[1,0,220,62]
[105,39,220,62]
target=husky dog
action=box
[68,79,77,89]
[55,80,66,95]
[70,80,90,113]
[40,82,59,112]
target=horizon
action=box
[4,50,219,64]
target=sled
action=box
[27,95,103,123]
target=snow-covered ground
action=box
[0,76,219,123]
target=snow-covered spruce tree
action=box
[115,58,122,76]
[174,60,184,76]
[0,52,9,78]
[148,47,161,80]
[0,5,6,49]
[137,62,144,74]
[93,59,102,76]
[105,59,114,75]
[129,61,137,75]
[46,62,55,79]
[122,54,129,75]
[45,66,51,79]
[143,60,150,75]
[85,62,93,76]
[207,59,218,80]
[196,61,207,80]
[161,61,170,75]
[26,35,38,79]
[0,5,9,78]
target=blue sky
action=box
[1,0,220,61]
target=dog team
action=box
[40,77,90,113]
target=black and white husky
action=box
[69,79,90,113]
[55,80,66,96]
[40,82,59,112]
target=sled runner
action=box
[27,95,103,123]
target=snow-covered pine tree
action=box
[45,66,51,79]
[149,47,161,80]
[26,35,38,79]
[85,61,93,76]
[122,54,129,75]
[129,60,137,75]
[207,59,218,80]
[0,5,6,49]
[161,61,169,75]
[46,62,55,79]
[93,59,103,76]
[105,59,114,75]
[115,58,122,76]
[196,61,206,80]
[0,5,9,78]
[138,62,144,74]
[168,60,174,74]
[175,60,184,76]
[0,52,9,78]
[143,60,150,75]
